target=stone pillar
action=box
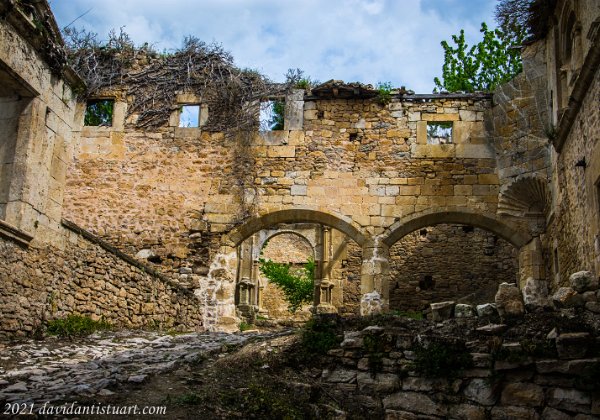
[359,239,390,315]
[518,236,545,288]
[316,226,337,314]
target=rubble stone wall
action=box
[323,324,600,419]
[0,225,203,338]
[390,224,518,311]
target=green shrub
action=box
[46,314,111,338]
[258,258,315,312]
[376,82,393,105]
[299,316,341,356]
[171,392,204,405]
[239,321,253,332]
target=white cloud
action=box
[50,0,496,93]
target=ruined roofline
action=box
[304,92,493,101]
[0,0,85,90]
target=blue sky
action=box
[50,0,497,93]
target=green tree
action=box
[433,22,525,93]
[84,99,114,126]
[258,258,315,312]
[269,100,285,130]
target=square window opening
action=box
[179,104,200,128]
[259,99,284,131]
[427,121,453,144]
[84,99,114,126]
[179,105,201,128]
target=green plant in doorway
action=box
[258,258,315,312]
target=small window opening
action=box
[419,229,428,237]
[419,275,435,290]
[84,99,114,126]
[462,226,474,233]
[427,121,453,144]
[179,105,200,128]
[260,99,284,131]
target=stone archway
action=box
[257,231,315,321]
[357,208,536,316]
[226,209,369,322]
[383,208,532,249]
[224,207,368,247]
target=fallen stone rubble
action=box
[0,329,290,404]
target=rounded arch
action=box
[256,229,316,254]
[225,208,368,247]
[382,208,532,248]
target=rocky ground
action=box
[0,328,314,419]
[1,308,599,419]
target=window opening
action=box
[179,105,200,128]
[426,121,453,144]
[260,99,284,131]
[84,99,114,126]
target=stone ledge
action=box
[61,219,196,297]
[0,219,33,248]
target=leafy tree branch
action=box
[258,258,315,313]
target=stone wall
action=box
[322,320,600,419]
[389,224,518,311]
[0,225,203,338]
[65,87,529,325]
[65,93,504,274]
[547,68,600,287]
[0,6,81,244]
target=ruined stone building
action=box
[0,0,598,336]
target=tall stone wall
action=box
[65,93,508,273]
[0,9,81,245]
[389,224,518,311]
[547,68,600,286]
[0,226,203,338]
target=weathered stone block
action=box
[495,282,525,319]
[430,301,455,321]
[570,271,598,293]
[556,333,590,359]
[552,287,584,308]
[383,391,444,416]
[476,303,498,318]
[454,303,476,318]
[522,277,550,310]
[463,378,499,405]
[448,404,486,420]
[500,382,544,407]
[356,372,400,393]
[490,406,540,420]
[547,388,592,413]
[322,368,357,383]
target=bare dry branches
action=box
[63,28,290,132]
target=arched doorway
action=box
[259,231,315,321]
[233,220,364,323]
[388,223,519,312]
